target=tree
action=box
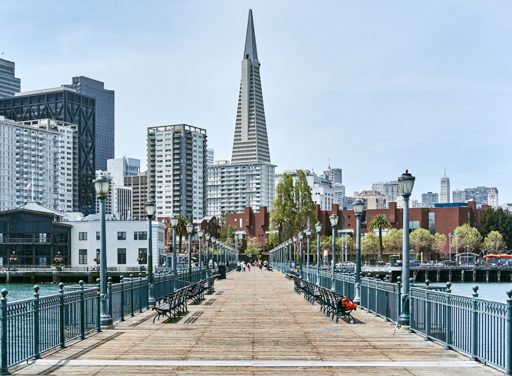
[293,170,316,232]
[480,208,512,249]
[361,233,379,261]
[453,224,482,253]
[175,215,189,254]
[432,233,447,259]
[367,214,391,260]
[482,231,506,252]
[219,225,236,246]
[383,229,403,253]
[271,174,295,242]
[244,237,263,260]
[410,228,435,260]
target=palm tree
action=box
[176,215,188,255]
[368,214,391,260]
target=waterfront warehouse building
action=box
[0,87,96,214]
[0,203,71,267]
[147,124,207,220]
[0,117,77,212]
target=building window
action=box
[117,248,127,264]
[428,212,435,234]
[79,249,87,265]
[134,231,147,240]
[117,232,126,240]
[138,248,147,264]
[79,232,87,241]
[96,231,100,240]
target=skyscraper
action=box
[147,124,207,220]
[0,87,96,214]
[0,58,20,98]
[207,10,275,217]
[440,171,450,203]
[231,10,271,164]
[66,76,114,171]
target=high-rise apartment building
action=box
[0,58,21,98]
[488,187,499,208]
[207,148,215,166]
[147,124,207,220]
[0,87,96,214]
[440,172,450,203]
[421,192,439,208]
[464,186,497,206]
[66,77,114,171]
[107,157,140,186]
[452,189,466,203]
[207,10,275,217]
[124,172,147,220]
[372,181,400,202]
[0,117,77,212]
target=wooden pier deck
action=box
[16,269,500,375]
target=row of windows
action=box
[78,231,148,241]
[78,248,147,265]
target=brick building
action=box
[226,207,269,249]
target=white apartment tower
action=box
[147,124,207,220]
[0,117,77,212]
[207,10,275,217]
[440,171,450,203]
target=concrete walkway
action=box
[16,269,500,375]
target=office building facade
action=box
[107,157,140,187]
[66,77,114,171]
[372,181,400,202]
[0,117,77,212]
[147,124,207,220]
[0,58,21,98]
[440,173,450,203]
[124,172,147,220]
[0,87,96,214]
[421,192,439,208]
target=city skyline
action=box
[2,1,510,202]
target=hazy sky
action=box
[2,1,511,202]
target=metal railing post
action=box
[79,281,85,340]
[445,282,452,349]
[107,277,113,319]
[130,274,135,317]
[424,280,431,340]
[0,289,8,375]
[120,276,125,322]
[33,285,41,359]
[59,282,65,349]
[471,285,479,360]
[96,278,101,332]
[506,290,512,375]
[408,278,414,332]
[139,276,143,313]
[396,277,402,324]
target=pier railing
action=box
[0,267,208,374]
[274,262,512,374]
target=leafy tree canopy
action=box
[453,224,482,253]
[482,230,506,252]
[480,208,512,249]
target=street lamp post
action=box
[398,169,415,326]
[329,214,338,291]
[448,232,452,261]
[455,232,460,260]
[353,198,365,304]
[170,216,178,288]
[298,232,304,278]
[186,222,194,281]
[315,222,322,286]
[212,237,217,269]
[305,228,312,281]
[197,229,203,277]
[205,233,211,276]
[145,200,156,306]
[94,175,112,327]
[292,237,297,269]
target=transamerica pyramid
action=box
[231,9,271,164]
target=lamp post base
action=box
[353,283,361,305]
[100,315,113,328]
[398,313,409,326]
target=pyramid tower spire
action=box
[243,9,258,62]
[231,9,271,164]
